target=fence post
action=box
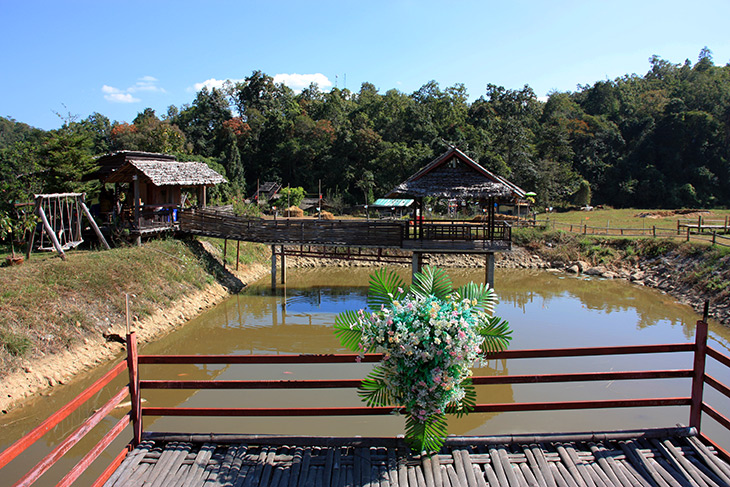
[698,215,703,233]
[687,227,690,242]
[653,226,656,238]
[677,220,681,236]
[713,232,717,246]
[126,332,142,446]
[583,224,587,235]
[690,302,710,431]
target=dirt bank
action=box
[0,257,268,414]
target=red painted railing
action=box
[4,316,730,484]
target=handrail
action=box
[0,359,128,470]
[0,347,132,486]
[6,318,730,484]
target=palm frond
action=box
[404,414,449,453]
[454,282,498,314]
[411,266,452,300]
[334,310,364,352]
[367,268,407,310]
[445,380,476,418]
[357,366,392,407]
[478,315,512,355]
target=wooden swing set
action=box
[27,193,110,261]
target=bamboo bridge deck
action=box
[105,428,730,487]
[178,207,512,253]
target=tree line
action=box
[1,48,728,212]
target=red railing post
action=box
[690,303,710,430]
[127,332,142,446]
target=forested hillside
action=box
[2,49,728,210]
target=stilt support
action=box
[271,245,277,290]
[412,252,424,281]
[485,252,495,289]
[281,245,287,285]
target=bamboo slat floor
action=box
[103,427,730,487]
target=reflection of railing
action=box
[5,316,730,485]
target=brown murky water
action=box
[2,267,730,485]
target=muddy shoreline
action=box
[2,243,725,414]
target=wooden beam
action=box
[36,204,66,260]
[80,196,110,250]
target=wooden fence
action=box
[542,220,730,248]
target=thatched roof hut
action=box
[104,160,226,186]
[386,147,525,200]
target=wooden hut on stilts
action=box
[386,146,526,287]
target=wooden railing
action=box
[180,208,512,250]
[0,358,133,487]
[5,316,730,484]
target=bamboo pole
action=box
[80,196,110,250]
[37,204,66,260]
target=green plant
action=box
[334,267,511,452]
[0,209,37,259]
[0,330,32,356]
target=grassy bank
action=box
[0,238,268,377]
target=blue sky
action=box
[3,0,729,130]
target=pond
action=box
[3,266,730,486]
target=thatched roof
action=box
[386,147,525,200]
[105,160,226,187]
[89,151,176,181]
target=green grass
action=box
[541,208,730,231]
[0,237,268,374]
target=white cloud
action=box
[192,77,243,92]
[274,73,332,92]
[190,73,333,94]
[102,76,164,103]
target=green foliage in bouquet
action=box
[334,266,511,452]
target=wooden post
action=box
[485,253,495,289]
[698,215,702,233]
[690,302,709,431]
[223,238,227,268]
[653,226,656,238]
[133,175,140,229]
[411,252,423,281]
[271,245,277,290]
[37,204,66,260]
[281,245,286,285]
[687,226,691,242]
[126,332,142,446]
[677,220,681,236]
[202,186,207,208]
[80,195,110,250]
[236,240,240,271]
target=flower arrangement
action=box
[334,266,511,452]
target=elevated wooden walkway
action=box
[106,428,730,487]
[178,207,512,253]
